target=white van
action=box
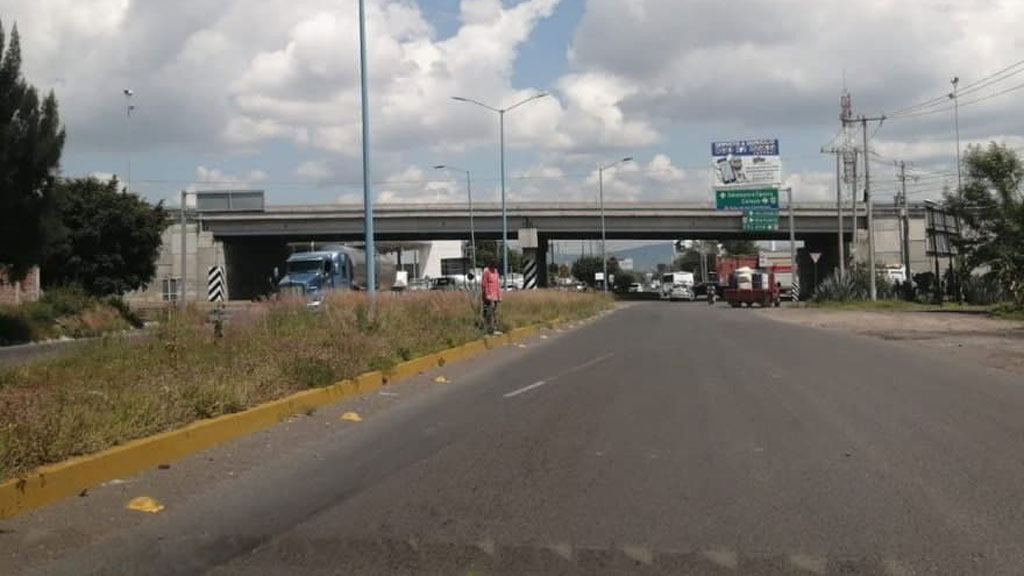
[661,271,695,301]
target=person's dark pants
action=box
[483,299,500,333]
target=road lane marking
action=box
[504,380,547,398]
[503,353,615,399]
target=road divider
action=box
[0,321,566,519]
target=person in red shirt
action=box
[481,260,502,334]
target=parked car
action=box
[407,278,431,291]
[430,277,459,291]
[628,282,643,293]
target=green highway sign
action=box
[742,209,780,231]
[715,187,779,210]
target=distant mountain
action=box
[550,242,675,272]
[610,243,676,271]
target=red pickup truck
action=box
[724,267,781,308]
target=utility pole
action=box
[836,150,844,276]
[598,157,632,292]
[787,187,797,300]
[840,90,857,271]
[123,89,134,195]
[850,147,859,270]
[822,146,845,277]
[950,77,963,194]
[899,161,912,300]
[179,190,187,306]
[860,114,886,301]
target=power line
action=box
[888,57,1024,117]
[890,78,1024,120]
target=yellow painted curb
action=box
[0,318,566,520]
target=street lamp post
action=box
[358,0,377,295]
[451,93,548,288]
[123,89,134,194]
[433,165,477,276]
[598,157,633,292]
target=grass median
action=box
[805,299,1011,316]
[0,290,611,480]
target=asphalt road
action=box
[19,302,1024,575]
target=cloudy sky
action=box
[3,0,1023,208]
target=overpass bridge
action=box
[138,200,929,303]
[199,201,886,242]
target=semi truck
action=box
[277,245,396,302]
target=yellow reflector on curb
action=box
[340,412,363,422]
[126,496,164,513]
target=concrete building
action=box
[0,267,41,306]
[128,223,229,305]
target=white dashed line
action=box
[503,353,615,399]
[504,380,548,398]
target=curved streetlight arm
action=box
[600,156,634,172]
[451,96,500,113]
[433,164,468,176]
[504,92,549,113]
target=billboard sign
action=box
[711,139,782,189]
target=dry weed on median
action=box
[0,291,610,479]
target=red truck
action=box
[724,266,781,308]
[716,255,759,284]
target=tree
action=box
[547,261,559,278]
[0,23,66,279]
[613,269,640,292]
[41,177,168,296]
[946,143,1024,308]
[474,241,523,274]
[721,239,757,256]
[571,256,620,286]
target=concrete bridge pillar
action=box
[518,229,548,289]
[801,236,842,299]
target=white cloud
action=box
[569,0,1024,133]
[374,166,462,204]
[5,0,1023,206]
[187,166,268,192]
[295,160,335,182]
[784,171,833,203]
[874,135,1024,163]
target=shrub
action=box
[813,267,894,302]
[961,272,1005,305]
[814,272,864,302]
[0,310,39,345]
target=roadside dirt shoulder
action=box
[758,307,1024,376]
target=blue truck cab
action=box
[277,250,354,300]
